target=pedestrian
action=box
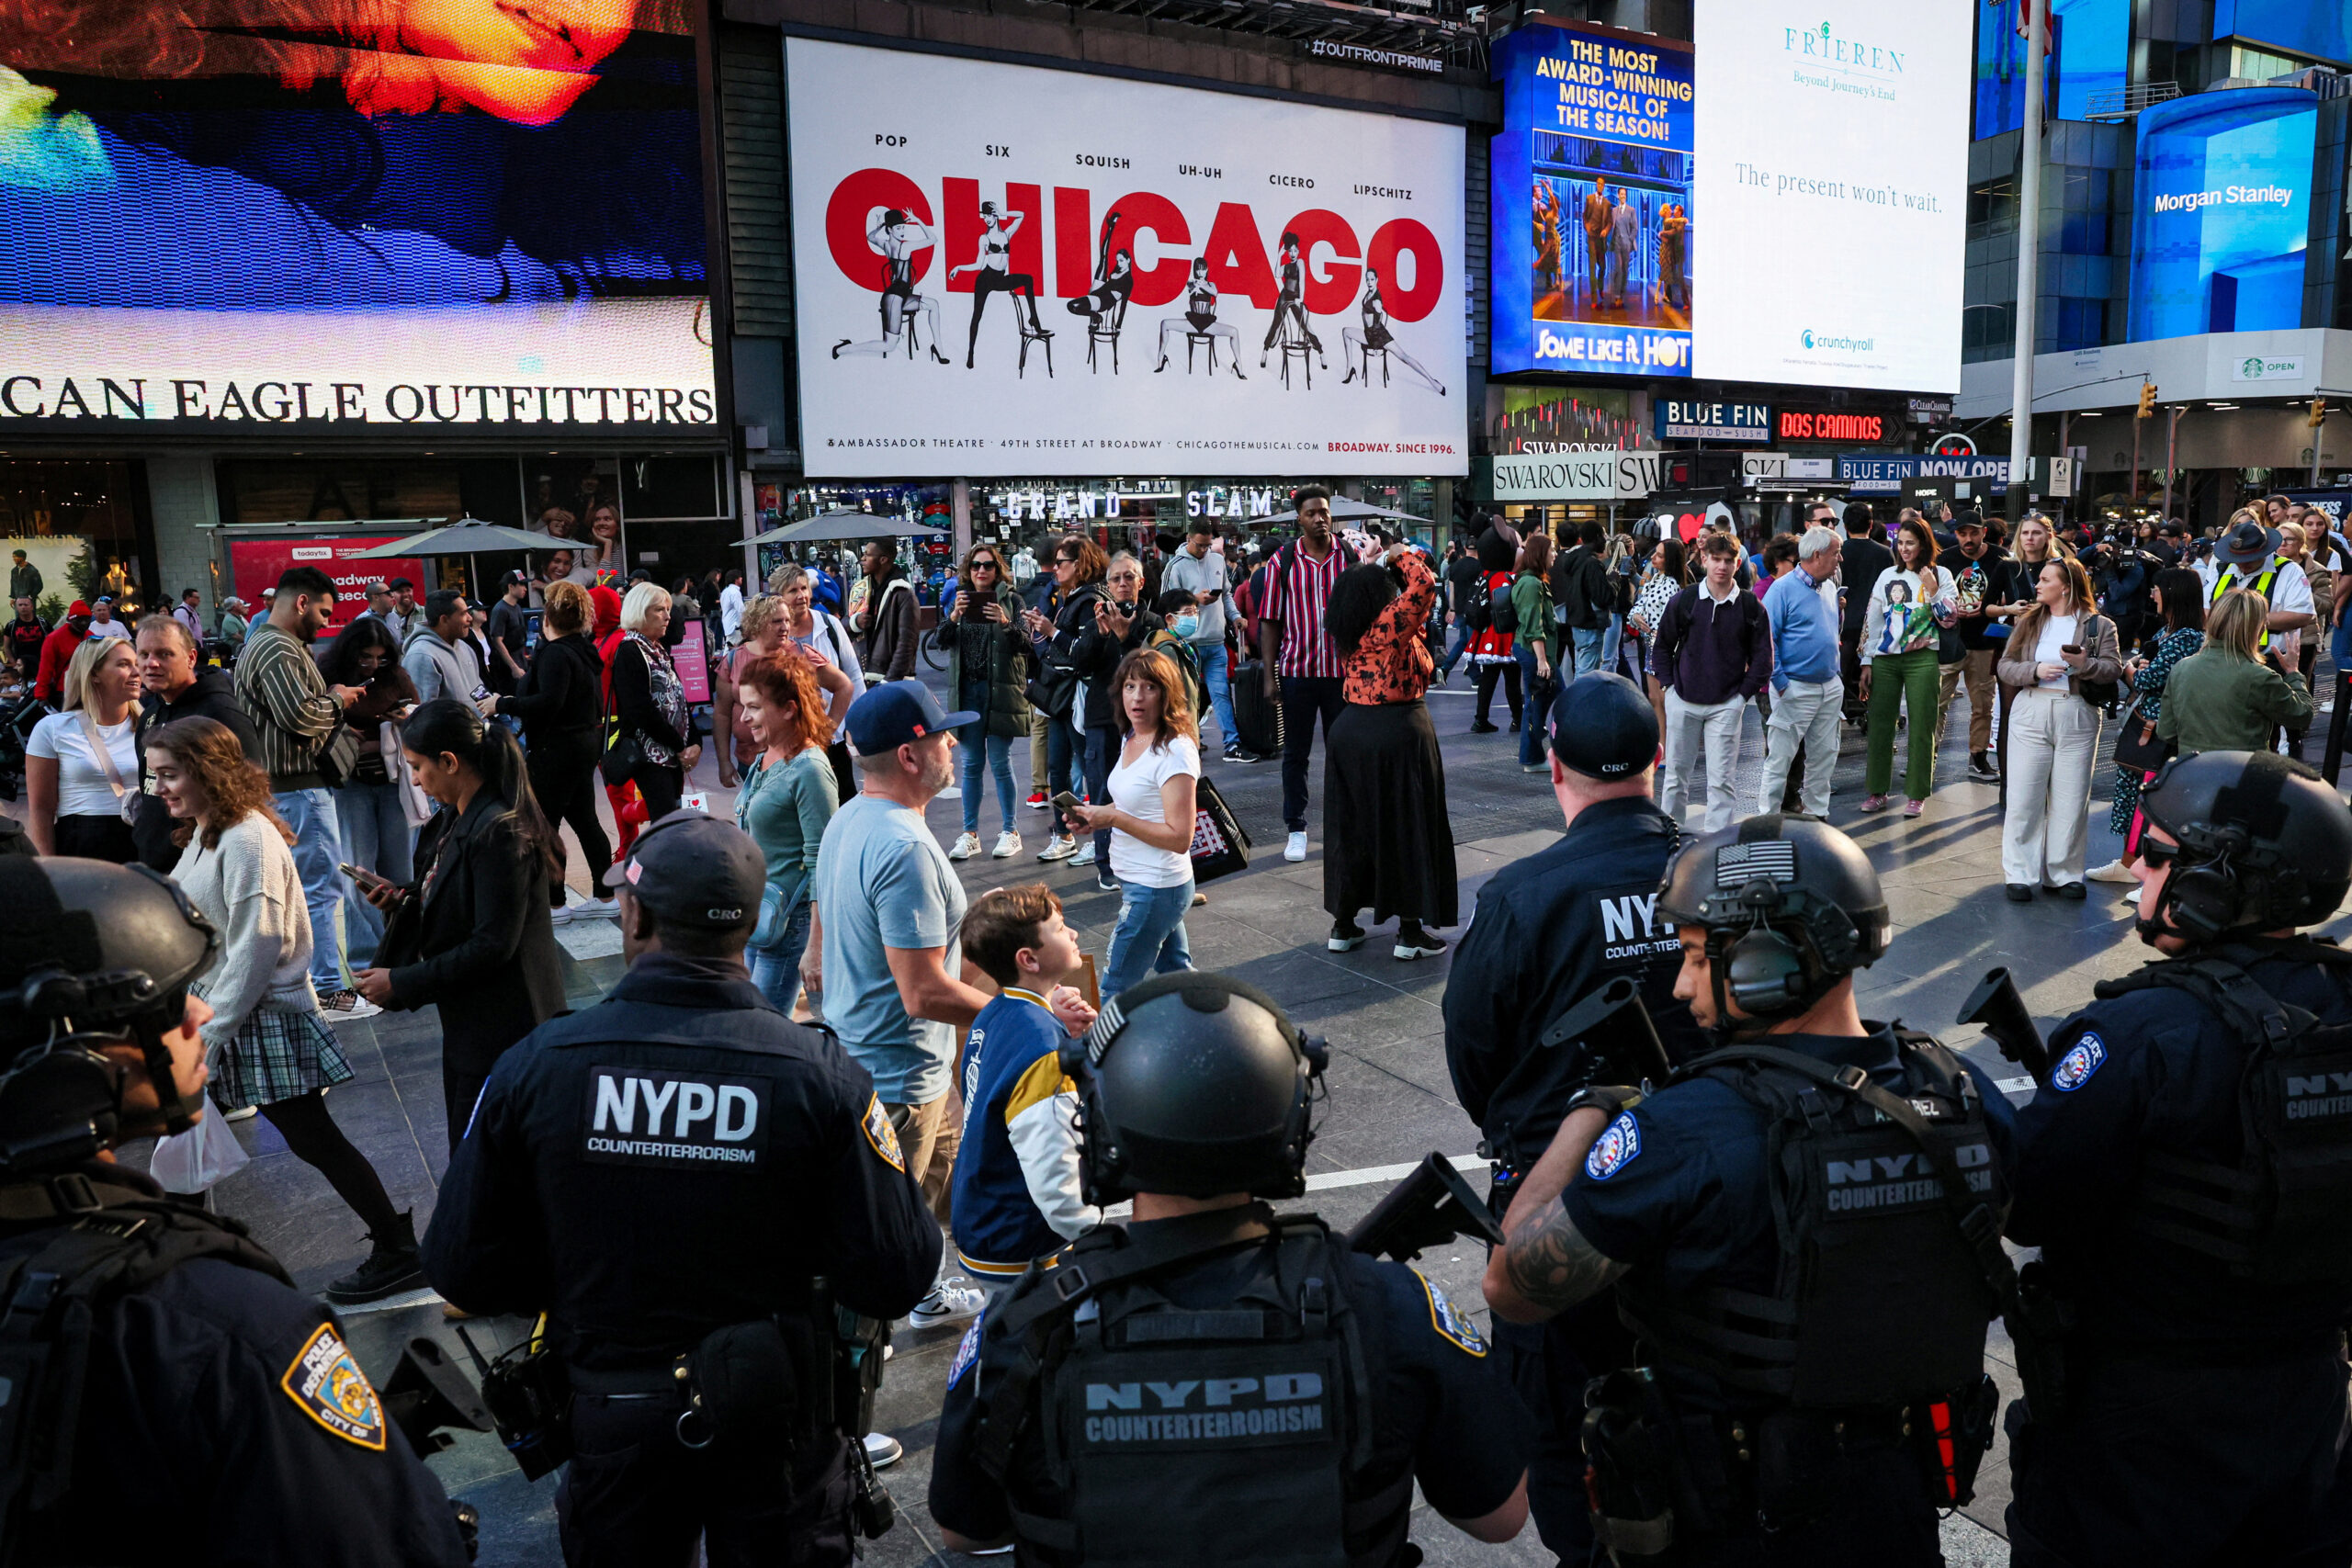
[314,616,421,966]
[2087,568,2205,891]
[351,700,566,1149]
[2156,586,2313,755]
[85,597,130,643]
[32,600,90,705]
[145,717,422,1302]
[0,857,472,1564]
[714,594,855,790]
[1998,555,2120,901]
[418,812,943,1562]
[946,886,1101,1299]
[1159,515,1256,760]
[483,570,531,698]
[130,612,258,873]
[1837,502,1893,720]
[1626,534,1686,739]
[605,581,698,820]
[733,649,840,1014]
[1051,549,1162,883]
[718,567,746,647]
[1859,515,1955,818]
[172,588,204,644]
[771,562,864,803]
[215,595,249,658]
[400,590,493,715]
[1440,532,1486,681]
[1935,511,2013,783]
[930,976,1532,1562]
[2003,751,2352,1567]
[1551,521,1611,674]
[2271,519,2321,759]
[1442,671,1705,1563]
[4,593,44,678]
[1511,534,1557,771]
[1758,524,1845,818]
[1018,558,1058,807]
[943,543,1033,863]
[1600,529,1636,675]
[1483,816,2017,1568]
[1467,525,1524,738]
[25,636,141,861]
[852,539,920,682]
[1067,648,1203,995]
[1020,535,1108,865]
[1256,486,1350,863]
[1649,531,1772,832]
[499,581,616,924]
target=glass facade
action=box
[1963,121,2132,364]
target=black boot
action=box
[325,1211,424,1304]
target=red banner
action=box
[226,536,416,630]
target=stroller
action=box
[0,689,50,803]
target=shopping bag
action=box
[150,1098,253,1194]
[1188,774,1251,885]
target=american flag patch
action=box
[1713,840,1797,889]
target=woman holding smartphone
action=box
[1068,649,1200,997]
[944,544,1033,862]
[1996,556,2120,901]
[317,615,418,964]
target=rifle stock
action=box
[1346,1152,1507,1262]
[1955,967,2050,1082]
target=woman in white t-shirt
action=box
[1069,648,1201,998]
[25,635,140,862]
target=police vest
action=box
[0,1175,288,1559]
[1615,1035,2012,1410]
[2094,944,2352,1285]
[970,1210,1408,1568]
[2210,559,2284,649]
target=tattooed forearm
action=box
[1495,1196,1628,1320]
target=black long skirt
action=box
[1322,699,1459,928]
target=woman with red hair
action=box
[590,584,649,856]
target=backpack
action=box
[1488,575,1520,637]
[1459,572,1494,634]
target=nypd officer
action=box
[1485,816,2019,1566]
[930,973,1533,1564]
[421,812,942,1566]
[1442,671,1707,1558]
[2004,750,2352,1566]
[0,857,470,1562]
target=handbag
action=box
[2109,695,2173,772]
[598,730,643,787]
[314,720,363,789]
[1188,773,1251,885]
[2077,615,2121,708]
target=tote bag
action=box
[1187,774,1251,885]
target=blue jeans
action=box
[1197,645,1238,750]
[334,780,415,968]
[1601,614,1623,673]
[1102,877,1195,999]
[273,787,346,993]
[1048,716,1079,837]
[958,727,1017,834]
[1439,619,1475,676]
[748,894,814,1015]
[1570,625,1606,675]
[1083,725,1118,866]
[1516,644,1550,766]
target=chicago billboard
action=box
[0,1,714,433]
[785,39,1466,479]
[2127,86,2317,342]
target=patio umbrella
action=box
[744,509,951,546]
[349,518,560,557]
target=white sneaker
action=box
[1037,834,1077,862]
[317,989,382,1021]
[863,1432,904,1469]
[1284,831,1308,863]
[222,1104,258,1122]
[2086,859,2137,885]
[909,1281,986,1327]
[991,830,1023,859]
[1069,840,1097,867]
[949,831,981,862]
[574,897,620,919]
[2124,886,2143,906]
[548,904,575,926]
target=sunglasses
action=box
[970,559,1001,570]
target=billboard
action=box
[785,39,1465,479]
[0,2,714,434]
[1486,385,1645,453]
[225,536,411,629]
[1687,0,1970,391]
[2127,87,2317,343]
[1488,20,1696,378]
[2213,0,2352,67]
[1974,0,2131,138]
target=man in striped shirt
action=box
[1256,485,1347,863]
[234,565,378,1021]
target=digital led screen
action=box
[2213,0,2352,68]
[2128,86,2317,341]
[1974,0,2130,139]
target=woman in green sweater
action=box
[734,649,842,1015]
[2157,585,2314,756]
[1511,534,1557,772]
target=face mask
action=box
[1171,614,1201,639]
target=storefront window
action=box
[0,458,153,621]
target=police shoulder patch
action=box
[1584,1111,1642,1181]
[863,1093,906,1171]
[1413,1269,1487,1357]
[947,1305,988,1390]
[280,1323,386,1451]
[2051,1032,2108,1094]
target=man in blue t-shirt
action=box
[950,886,1102,1296]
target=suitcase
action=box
[1230,660,1285,757]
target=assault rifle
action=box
[1954,967,2051,1082]
[1347,1152,1506,1263]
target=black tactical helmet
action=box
[0,857,220,1165]
[1656,815,1889,1026]
[1061,974,1329,1204]
[2136,750,2352,942]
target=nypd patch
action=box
[1584,1111,1642,1181]
[863,1094,906,1171]
[947,1306,987,1390]
[2052,1034,2108,1094]
[1414,1270,1487,1357]
[281,1324,386,1450]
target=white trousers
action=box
[2001,686,2102,887]
[1759,677,1844,818]
[1661,689,1745,832]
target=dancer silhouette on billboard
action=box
[948,200,1050,368]
[1153,258,1245,378]
[832,209,948,362]
[1260,231,1326,370]
[1341,265,1445,395]
[1066,209,1135,324]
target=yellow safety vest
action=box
[2211,558,2284,649]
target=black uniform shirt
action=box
[15,1169,469,1565]
[929,1214,1531,1544]
[420,952,941,1371]
[2009,950,2352,1346]
[1444,796,1704,1171]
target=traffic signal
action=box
[2136,381,2157,418]
[2310,398,2328,429]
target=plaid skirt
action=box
[212,1005,354,1111]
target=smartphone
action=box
[339,862,389,892]
[2060,644,2083,655]
[1051,791,1087,816]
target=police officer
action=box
[0,856,470,1562]
[1484,816,2018,1566]
[930,972,1532,1563]
[2004,750,2352,1566]
[421,812,942,1566]
[1442,671,1707,1559]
